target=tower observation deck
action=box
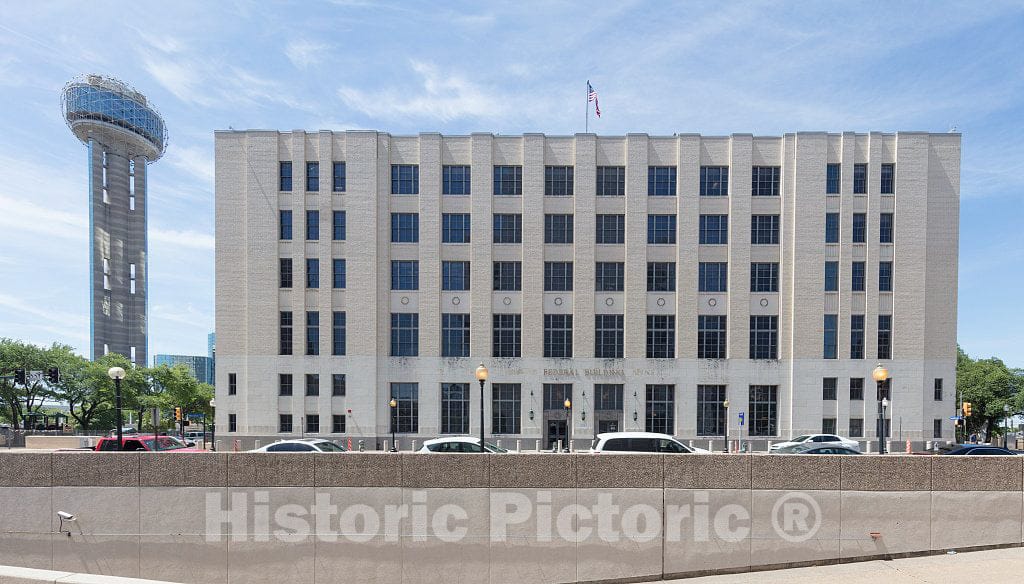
[62,75,168,366]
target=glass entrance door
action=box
[546,419,567,450]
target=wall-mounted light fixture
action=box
[529,409,535,421]
[633,411,638,422]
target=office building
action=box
[154,354,214,385]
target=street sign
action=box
[738,412,745,426]
[949,416,963,421]
[187,413,204,420]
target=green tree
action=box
[957,346,1024,442]
[0,338,67,429]
[52,353,145,433]
[149,364,214,423]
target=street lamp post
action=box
[722,399,730,453]
[107,367,126,451]
[388,398,398,452]
[1004,404,1011,449]
[209,398,216,451]
[475,364,488,453]
[872,364,889,455]
[564,398,572,452]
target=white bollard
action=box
[254,440,260,449]
[886,440,892,453]
[926,441,933,451]
[556,439,563,452]
[688,440,694,448]
[411,439,417,451]
[215,440,222,452]
[767,440,772,452]
[536,439,541,452]
[708,440,714,451]
[516,439,521,452]
[865,441,872,453]
[496,439,502,449]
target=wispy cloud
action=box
[150,227,215,251]
[285,39,332,69]
[165,144,214,186]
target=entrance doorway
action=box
[598,419,619,433]
[546,419,567,450]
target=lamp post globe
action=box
[107,366,126,451]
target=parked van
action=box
[589,432,709,454]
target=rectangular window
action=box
[595,214,625,244]
[750,262,779,292]
[493,214,522,243]
[306,210,319,240]
[543,384,572,413]
[823,315,838,359]
[441,313,471,357]
[228,414,237,433]
[852,213,867,243]
[389,383,419,433]
[390,313,419,357]
[280,258,292,288]
[933,419,942,439]
[698,262,728,292]
[305,312,320,356]
[596,166,625,196]
[442,213,471,243]
[749,385,778,437]
[595,262,625,292]
[544,214,574,244]
[696,385,726,436]
[279,373,293,396]
[332,259,346,289]
[751,166,780,196]
[306,161,319,192]
[391,164,419,195]
[646,315,675,358]
[492,314,522,358]
[493,165,522,195]
[305,373,319,396]
[877,315,892,359]
[826,163,840,194]
[934,378,943,401]
[850,314,865,359]
[824,261,838,292]
[853,163,867,194]
[825,212,839,243]
[879,213,894,244]
[228,373,237,395]
[648,166,677,196]
[279,162,292,191]
[492,262,522,291]
[334,373,349,398]
[879,261,893,292]
[332,162,346,192]
[306,258,319,288]
[822,418,837,435]
[545,166,574,196]
[699,166,729,196]
[750,215,780,244]
[441,383,470,434]
[849,418,864,438]
[699,214,728,244]
[332,210,346,240]
[646,384,675,434]
[279,311,292,355]
[594,384,623,411]
[851,261,866,291]
[544,262,573,291]
[594,314,624,358]
[332,311,346,356]
[442,165,471,195]
[647,262,676,292]
[442,261,470,291]
[279,414,293,433]
[647,214,677,244]
[279,210,293,240]
[823,377,837,400]
[697,315,727,359]
[749,316,778,359]
[543,314,573,358]
[332,415,346,434]
[849,378,864,400]
[492,384,521,434]
[391,260,419,291]
[391,213,419,243]
[880,163,895,194]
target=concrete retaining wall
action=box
[0,452,1022,584]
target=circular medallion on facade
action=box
[503,296,512,306]
[708,298,717,307]
[657,297,666,307]
[452,296,461,306]
[554,297,563,306]
[605,297,614,306]
[400,296,410,305]
[760,298,769,307]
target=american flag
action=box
[588,81,601,118]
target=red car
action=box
[94,434,203,452]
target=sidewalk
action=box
[652,547,1024,583]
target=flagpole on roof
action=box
[585,80,589,134]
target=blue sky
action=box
[0,0,1022,366]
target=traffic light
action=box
[963,402,972,417]
[46,368,59,384]
[14,369,25,385]
[174,407,182,422]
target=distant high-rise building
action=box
[62,75,168,366]
[154,354,214,385]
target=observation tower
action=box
[62,75,167,366]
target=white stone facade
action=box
[214,131,960,448]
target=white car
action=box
[770,434,860,452]
[249,438,347,453]
[417,436,509,453]
[589,432,708,454]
